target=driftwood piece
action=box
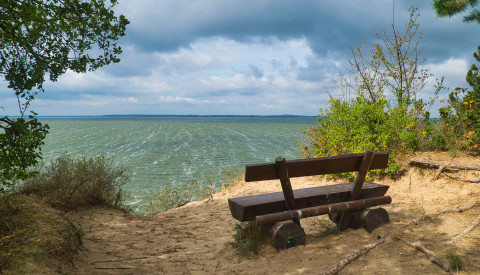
[409,157,480,181]
[321,233,390,275]
[451,213,480,243]
[401,240,453,274]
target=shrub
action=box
[20,154,130,210]
[436,87,480,154]
[301,96,426,177]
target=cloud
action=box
[2,0,478,117]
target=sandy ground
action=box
[66,152,480,274]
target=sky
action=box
[1,0,479,116]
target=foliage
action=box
[0,116,49,194]
[0,0,129,194]
[302,8,441,176]
[20,154,130,210]
[433,0,480,23]
[436,87,480,153]
[232,222,264,257]
[434,1,480,154]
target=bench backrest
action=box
[245,150,389,182]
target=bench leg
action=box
[329,208,390,233]
[265,221,306,251]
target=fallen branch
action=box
[451,213,480,243]
[401,240,453,274]
[321,233,390,275]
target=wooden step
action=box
[228,182,389,222]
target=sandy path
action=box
[67,153,480,274]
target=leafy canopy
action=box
[0,0,129,193]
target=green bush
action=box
[302,96,427,177]
[436,87,480,154]
[20,154,130,210]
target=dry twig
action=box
[451,213,480,243]
[401,239,453,274]
[321,233,390,275]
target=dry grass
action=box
[0,195,83,273]
[20,154,130,210]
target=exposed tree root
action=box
[321,233,390,275]
[401,239,453,274]
[409,158,480,181]
[443,172,480,183]
[451,213,480,243]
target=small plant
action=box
[446,253,464,271]
[147,185,193,214]
[232,222,264,257]
[65,223,85,245]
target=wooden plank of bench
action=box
[228,182,389,222]
[244,151,389,182]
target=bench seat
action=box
[228,182,389,222]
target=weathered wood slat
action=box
[275,157,296,211]
[255,195,392,225]
[349,149,374,201]
[244,151,389,182]
[228,182,389,222]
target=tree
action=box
[0,0,129,193]
[433,0,480,152]
[302,8,443,176]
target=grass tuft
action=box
[446,253,464,271]
[232,222,264,257]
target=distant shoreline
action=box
[37,114,317,119]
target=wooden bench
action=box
[228,149,392,250]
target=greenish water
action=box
[40,116,316,213]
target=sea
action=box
[39,116,317,214]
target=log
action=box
[329,208,390,233]
[409,158,480,180]
[269,221,306,251]
[254,196,391,225]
